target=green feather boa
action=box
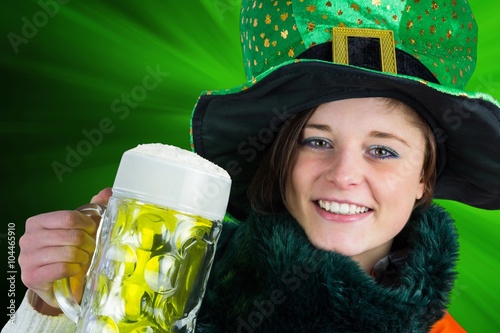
[195,204,459,333]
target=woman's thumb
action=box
[90,187,112,205]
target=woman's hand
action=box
[18,188,112,315]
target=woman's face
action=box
[285,98,426,270]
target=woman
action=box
[194,97,458,332]
[4,0,500,332]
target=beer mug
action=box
[53,143,231,332]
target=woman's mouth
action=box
[317,200,371,215]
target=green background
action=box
[1,0,499,331]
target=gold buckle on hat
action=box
[332,27,397,74]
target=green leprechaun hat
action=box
[191,0,500,221]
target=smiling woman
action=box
[284,98,428,271]
[249,97,437,217]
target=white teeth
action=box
[318,200,370,215]
[339,203,349,214]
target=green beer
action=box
[54,144,231,333]
[79,198,221,332]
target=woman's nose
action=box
[324,149,363,189]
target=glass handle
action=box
[53,203,107,323]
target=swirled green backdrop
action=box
[1,1,499,331]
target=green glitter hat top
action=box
[240,0,477,89]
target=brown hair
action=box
[248,107,317,214]
[247,98,437,214]
[383,98,437,209]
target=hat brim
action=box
[191,59,500,220]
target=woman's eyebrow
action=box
[369,130,410,147]
[304,123,331,131]
[304,125,411,147]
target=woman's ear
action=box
[416,171,425,200]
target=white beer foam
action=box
[132,143,230,179]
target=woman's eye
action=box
[302,137,332,149]
[368,146,399,159]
